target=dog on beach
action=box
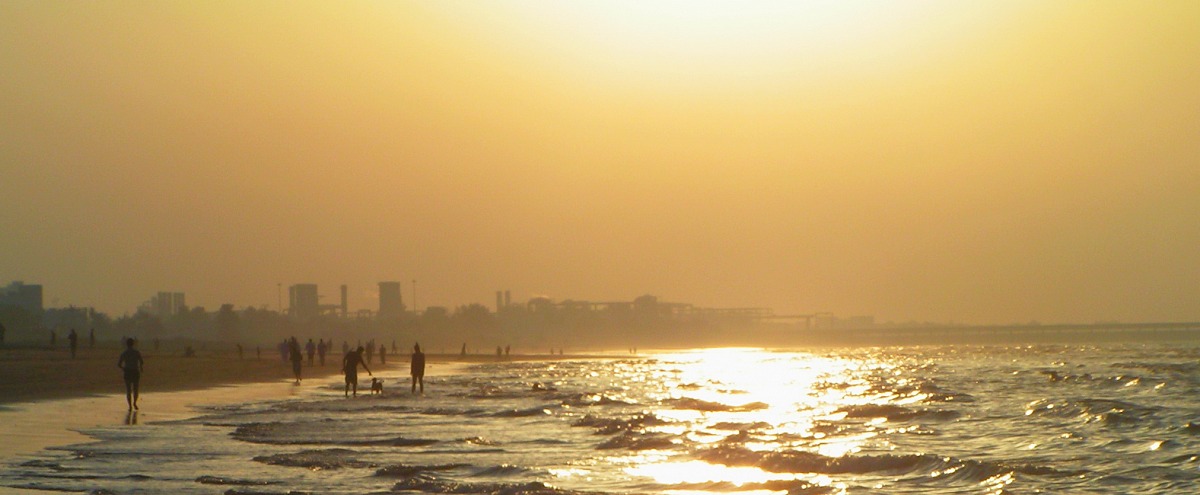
[371,378,383,395]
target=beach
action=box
[0,344,614,464]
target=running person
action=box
[117,338,144,410]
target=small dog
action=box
[370,378,384,395]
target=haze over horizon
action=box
[3,2,1199,324]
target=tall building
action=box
[289,284,319,320]
[378,282,404,319]
[154,292,185,318]
[1,281,43,313]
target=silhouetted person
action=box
[460,343,467,356]
[317,339,327,366]
[342,346,372,397]
[379,343,386,365]
[505,345,510,356]
[391,340,397,353]
[496,346,502,359]
[237,343,244,359]
[89,328,95,348]
[411,343,426,394]
[50,329,56,348]
[288,337,303,385]
[305,338,316,366]
[118,338,143,410]
[68,329,78,359]
[365,341,374,364]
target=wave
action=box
[390,478,607,495]
[1024,398,1163,427]
[835,404,961,422]
[666,397,768,412]
[231,422,438,447]
[572,413,667,434]
[376,463,471,478]
[696,445,1087,480]
[195,475,282,486]
[596,431,679,450]
[252,448,377,470]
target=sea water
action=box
[3,344,1199,494]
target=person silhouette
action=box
[117,338,144,410]
[68,329,78,359]
[317,339,327,366]
[342,346,372,397]
[411,343,426,395]
[289,337,304,385]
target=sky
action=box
[2,1,1199,324]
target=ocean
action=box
[3,344,1199,494]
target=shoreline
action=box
[0,348,623,470]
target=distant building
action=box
[289,284,319,320]
[378,282,404,319]
[0,281,43,313]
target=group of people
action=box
[112,336,429,411]
[339,342,425,397]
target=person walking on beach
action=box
[50,329,56,348]
[342,346,372,397]
[365,340,374,364]
[379,343,386,365]
[317,339,327,366]
[288,337,304,385]
[117,338,144,410]
[68,329,78,359]
[305,338,316,366]
[411,343,426,395]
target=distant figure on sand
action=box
[289,338,303,384]
[305,338,316,366]
[50,329,56,347]
[89,328,95,348]
[461,343,466,356]
[342,346,373,397]
[411,343,426,395]
[117,338,144,410]
[237,343,244,359]
[68,329,78,359]
[317,339,327,366]
[379,343,387,364]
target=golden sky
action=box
[2,1,1199,324]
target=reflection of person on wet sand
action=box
[117,338,144,410]
[411,343,426,395]
[342,346,372,397]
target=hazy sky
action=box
[3,2,1199,324]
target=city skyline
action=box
[3,3,1200,326]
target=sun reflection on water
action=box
[611,348,888,493]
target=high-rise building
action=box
[152,292,185,318]
[289,284,319,320]
[0,281,43,313]
[378,282,404,319]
